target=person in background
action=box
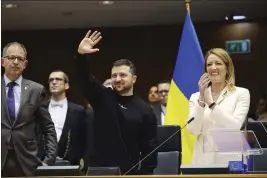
[148,85,160,108]
[248,94,267,122]
[38,70,88,170]
[103,78,113,89]
[153,81,170,125]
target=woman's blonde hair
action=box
[204,48,236,91]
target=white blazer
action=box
[187,86,250,165]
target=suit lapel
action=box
[154,105,162,125]
[1,78,12,126]
[58,102,73,158]
[18,79,30,112]
[216,87,229,105]
[14,79,31,126]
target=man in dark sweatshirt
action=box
[76,30,158,175]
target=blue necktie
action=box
[7,81,17,122]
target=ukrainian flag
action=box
[164,12,204,164]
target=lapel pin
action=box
[25,86,28,90]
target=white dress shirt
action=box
[161,104,166,125]
[49,98,68,142]
[4,75,22,119]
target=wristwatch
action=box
[209,102,216,109]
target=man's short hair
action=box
[158,80,171,86]
[112,59,136,75]
[2,42,27,57]
[50,70,70,84]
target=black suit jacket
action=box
[38,101,88,166]
[1,78,57,176]
[153,105,162,125]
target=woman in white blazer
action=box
[187,48,250,164]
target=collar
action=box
[4,75,23,87]
[161,104,166,114]
[50,98,68,105]
[209,85,229,105]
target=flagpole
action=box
[185,0,191,15]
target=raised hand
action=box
[198,73,210,101]
[78,30,102,54]
[203,87,214,106]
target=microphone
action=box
[123,117,195,175]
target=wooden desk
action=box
[33,174,267,178]
[87,175,267,178]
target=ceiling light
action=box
[3,3,18,9]
[233,15,246,20]
[99,1,114,5]
[225,15,246,21]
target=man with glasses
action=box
[153,80,170,125]
[39,70,89,170]
[1,42,57,176]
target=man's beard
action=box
[113,84,132,95]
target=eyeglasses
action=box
[158,90,169,94]
[4,55,26,63]
[48,77,64,83]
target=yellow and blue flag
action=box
[164,12,204,164]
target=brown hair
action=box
[113,59,136,75]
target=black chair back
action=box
[157,125,181,152]
[154,125,182,175]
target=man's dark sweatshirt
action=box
[76,54,158,175]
